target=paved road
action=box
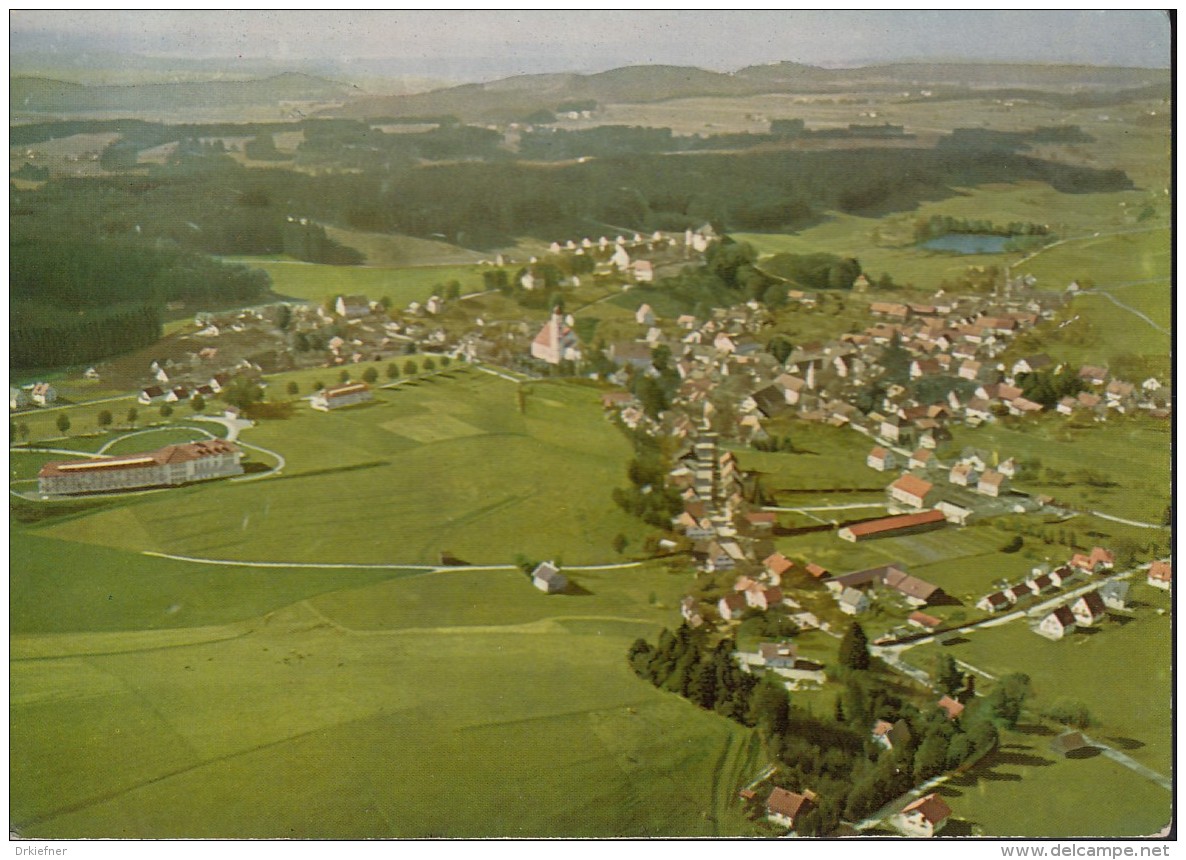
[763,503,887,513]
[1080,733,1172,792]
[1087,510,1168,530]
[1081,289,1169,335]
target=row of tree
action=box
[627,621,1025,835]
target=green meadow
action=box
[11,551,764,838]
[25,370,652,566]
[224,257,489,307]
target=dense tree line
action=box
[10,236,269,369]
[627,621,1016,834]
[610,430,683,528]
[914,214,1052,242]
[12,138,1134,254]
[758,252,863,291]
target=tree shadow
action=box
[1105,736,1145,751]
[1064,747,1102,760]
[994,750,1055,768]
[939,636,970,647]
[942,819,976,837]
[1109,613,1136,626]
[1014,723,1056,736]
[979,769,1024,782]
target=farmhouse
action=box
[757,641,797,669]
[894,793,952,837]
[887,474,938,510]
[936,695,965,721]
[872,718,912,751]
[39,440,243,496]
[883,569,942,606]
[29,382,57,406]
[718,593,746,621]
[838,509,945,542]
[311,382,373,411]
[765,787,816,830]
[531,561,568,594]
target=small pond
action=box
[920,233,1012,254]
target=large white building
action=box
[38,440,243,496]
[311,382,373,411]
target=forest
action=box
[11,118,1131,369]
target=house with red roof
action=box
[838,509,945,542]
[866,445,897,472]
[1147,560,1172,590]
[765,787,816,829]
[895,793,953,837]
[887,474,939,510]
[908,611,942,631]
[764,553,795,580]
[936,695,965,721]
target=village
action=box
[11,219,1172,839]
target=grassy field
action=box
[901,581,1172,774]
[941,414,1172,525]
[225,257,489,307]
[26,370,653,566]
[940,733,1171,837]
[323,226,486,266]
[11,552,765,838]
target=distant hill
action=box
[11,72,358,114]
[327,60,1169,123]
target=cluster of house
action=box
[9,382,57,410]
[139,369,229,406]
[537,226,719,283]
[756,771,953,837]
[37,439,243,496]
[595,270,1170,462]
[867,446,1031,533]
[824,563,945,617]
[976,546,1116,617]
[712,552,827,631]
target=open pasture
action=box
[11,559,762,838]
[226,257,488,307]
[938,734,1170,837]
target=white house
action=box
[531,561,568,594]
[1071,591,1108,627]
[838,587,870,615]
[1036,606,1077,640]
[311,382,373,411]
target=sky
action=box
[9,10,1173,81]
